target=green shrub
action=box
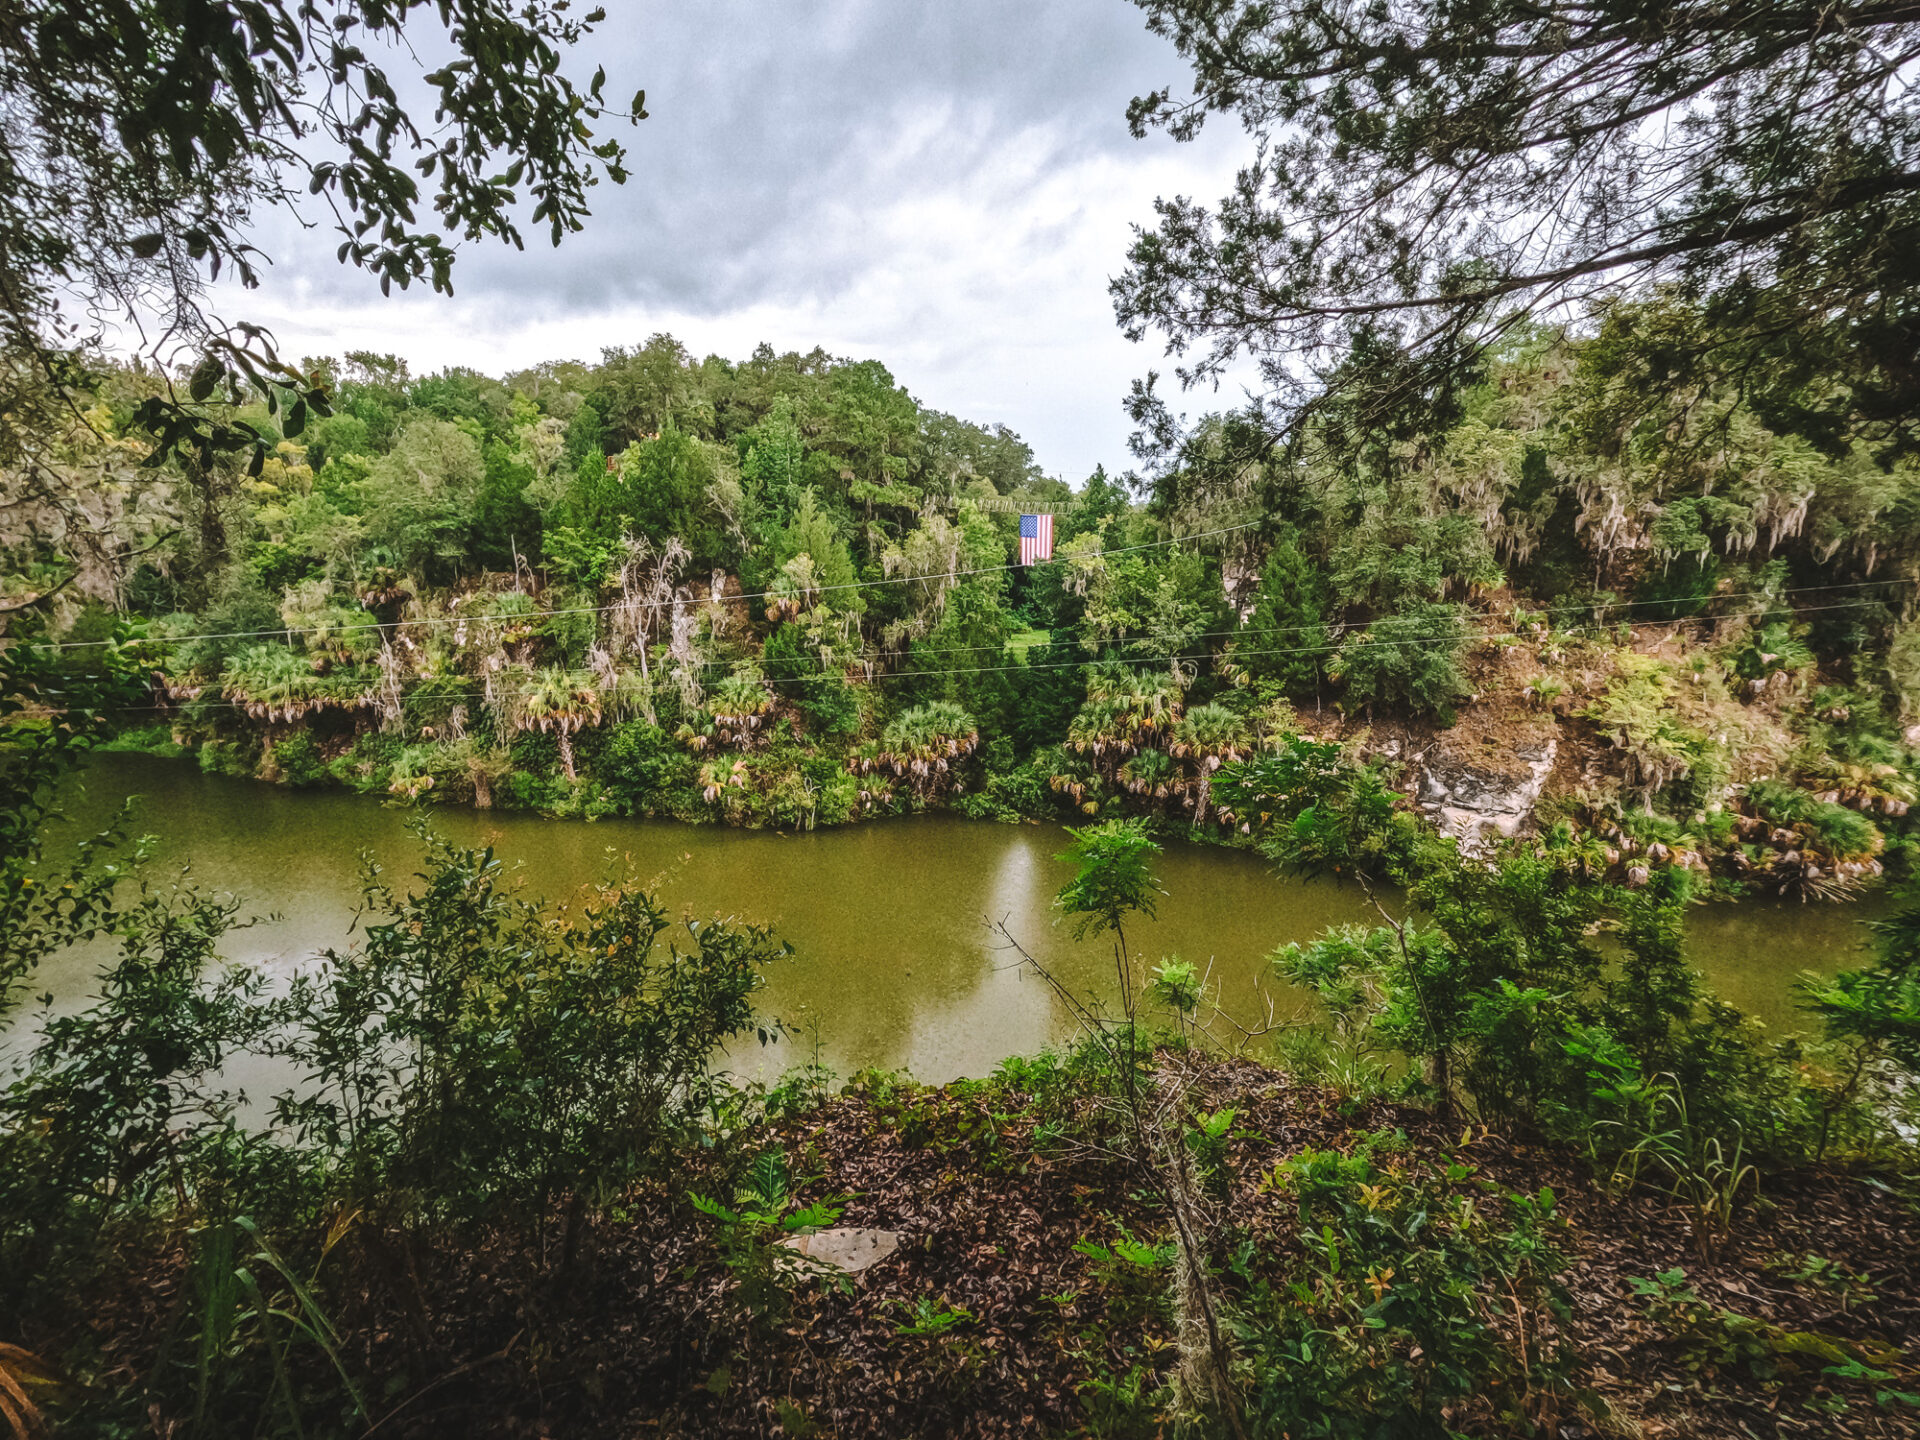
[1241,1138,1571,1436]
[1732,621,1815,682]
[1889,620,1920,717]
[540,601,596,666]
[191,578,284,675]
[0,886,270,1288]
[501,767,567,810]
[801,755,858,825]
[1636,550,1721,619]
[599,719,692,813]
[508,727,561,773]
[953,746,1054,822]
[1328,602,1473,720]
[404,673,472,734]
[99,722,182,757]
[197,738,254,777]
[274,832,791,1225]
[1216,739,1419,880]
[1237,525,1333,698]
[1803,883,1920,1081]
[267,731,329,787]
[327,731,403,793]
[798,674,861,736]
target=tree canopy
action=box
[0,0,643,482]
[1116,0,1920,466]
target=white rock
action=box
[1419,739,1557,856]
[780,1227,902,1275]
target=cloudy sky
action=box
[231,0,1247,483]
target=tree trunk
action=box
[183,454,229,586]
[558,728,577,781]
[1429,1047,1453,1115]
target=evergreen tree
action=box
[1238,526,1331,700]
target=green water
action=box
[16,754,1885,1083]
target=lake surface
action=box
[13,754,1886,1084]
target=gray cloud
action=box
[257,0,1188,313]
[235,0,1244,478]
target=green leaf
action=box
[188,356,224,402]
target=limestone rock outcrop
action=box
[1417,735,1557,855]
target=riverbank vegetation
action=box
[7,0,1920,1430]
[2,664,1917,1437]
[11,318,1920,900]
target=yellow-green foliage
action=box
[1889,620,1920,720]
[1585,652,1789,807]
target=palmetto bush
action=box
[1742,779,1884,899]
[518,668,602,781]
[296,603,382,665]
[675,709,719,753]
[1068,694,1141,762]
[385,748,434,800]
[1086,663,1183,732]
[700,756,751,810]
[1047,753,1109,815]
[1169,702,1252,823]
[1820,757,1916,816]
[221,643,328,723]
[874,701,979,800]
[485,588,541,647]
[1168,704,1249,770]
[1802,729,1917,816]
[710,665,776,747]
[148,612,212,699]
[1118,748,1179,800]
[1070,668,1186,773]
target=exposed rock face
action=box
[1418,736,1557,855]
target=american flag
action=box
[1018,512,1054,566]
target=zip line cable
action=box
[41,515,1274,652]
[41,513,1918,656]
[81,593,1905,719]
[38,570,1920,682]
[625,573,1920,668]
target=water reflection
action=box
[13,754,1879,1084]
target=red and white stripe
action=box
[1018,513,1054,566]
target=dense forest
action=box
[6,0,1920,1434]
[10,312,1920,899]
[9,295,1920,1440]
